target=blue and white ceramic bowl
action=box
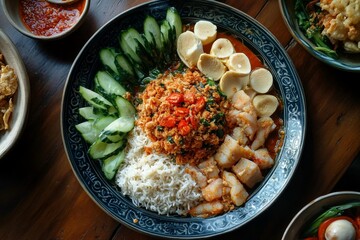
[61,0,306,238]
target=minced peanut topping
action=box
[136,68,231,165]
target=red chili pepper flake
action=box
[19,0,86,37]
[178,120,191,136]
[166,92,184,105]
[193,97,206,113]
[159,116,176,128]
[184,92,196,104]
[187,114,198,128]
[174,107,190,117]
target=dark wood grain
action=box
[0,0,359,240]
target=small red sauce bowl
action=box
[1,0,90,40]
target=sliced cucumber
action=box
[100,116,134,135]
[79,106,104,120]
[160,19,171,46]
[144,15,163,52]
[94,115,117,127]
[102,150,126,180]
[160,19,173,63]
[120,28,155,74]
[119,28,144,64]
[114,96,136,118]
[75,116,116,144]
[79,86,115,113]
[166,7,182,40]
[99,48,119,77]
[114,54,135,77]
[89,138,125,160]
[99,132,127,144]
[75,121,98,144]
[119,35,147,79]
[95,70,127,98]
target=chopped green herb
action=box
[212,112,225,124]
[302,201,360,237]
[206,78,216,86]
[167,136,175,144]
[200,118,210,126]
[295,0,338,58]
[215,128,224,138]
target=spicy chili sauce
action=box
[19,0,86,37]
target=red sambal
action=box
[19,0,86,37]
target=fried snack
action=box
[0,53,18,131]
[320,0,360,53]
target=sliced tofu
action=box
[214,135,242,168]
[185,165,208,188]
[230,184,249,206]
[198,157,220,179]
[232,158,263,188]
[231,90,251,111]
[222,171,248,206]
[238,111,258,141]
[253,148,274,170]
[251,116,276,150]
[201,178,223,202]
[189,200,224,218]
[230,127,249,146]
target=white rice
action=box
[115,126,202,215]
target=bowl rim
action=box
[0,0,91,40]
[278,0,360,72]
[282,191,360,240]
[0,28,30,159]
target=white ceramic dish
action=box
[278,0,360,72]
[0,29,30,159]
[1,0,90,40]
[282,191,360,240]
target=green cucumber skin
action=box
[79,107,104,120]
[102,150,126,180]
[79,86,115,113]
[99,48,119,78]
[88,138,126,160]
[95,70,127,98]
[114,96,136,119]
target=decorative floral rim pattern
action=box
[61,1,306,238]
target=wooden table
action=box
[1,0,359,239]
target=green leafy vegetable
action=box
[302,201,360,237]
[294,0,338,58]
